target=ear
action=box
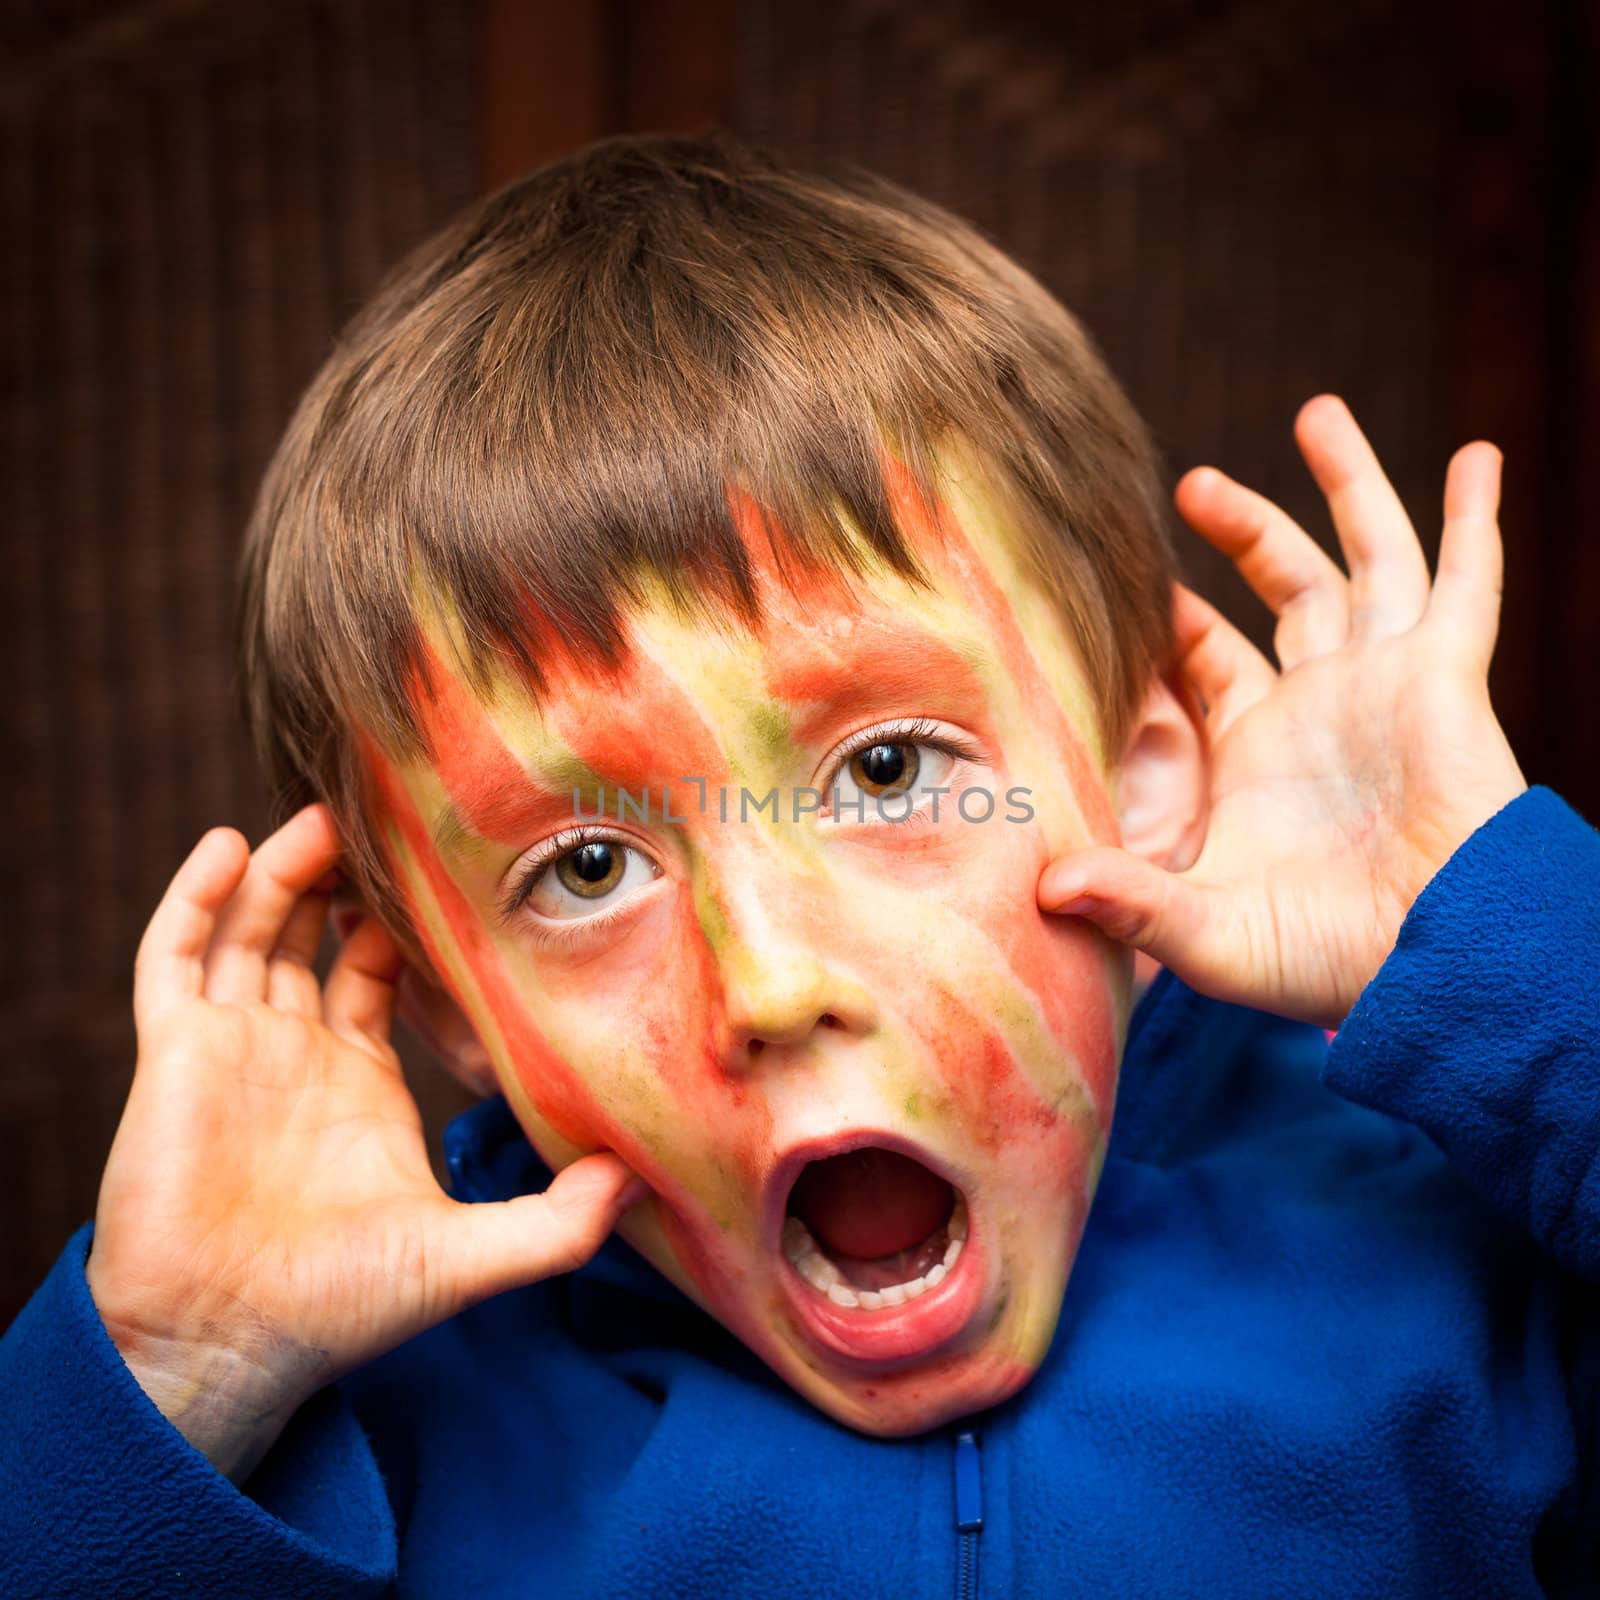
[1109,659,1210,874]
[329,899,500,1098]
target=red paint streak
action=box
[361,729,607,1153]
[379,645,776,1279]
[528,639,780,1182]
[954,1008,1066,1154]
[769,629,990,748]
[728,457,1116,858]
[629,886,776,1199]
[405,646,571,851]
[368,718,776,1312]
[879,456,1120,848]
[898,917,1115,1162]
[725,483,873,614]
[725,479,989,740]
[781,720,1117,1125]
[538,633,733,799]
[726,464,1126,1125]
[984,895,1120,1120]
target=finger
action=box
[1293,395,1432,640]
[203,805,341,1006]
[1426,441,1504,676]
[1174,466,1350,668]
[439,1152,647,1308]
[1037,844,1213,971]
[1170,581,1278,738]
[134,827,251,1033]
[265,886,334,1018]
[324,914,406,1049]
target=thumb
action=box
[1037,845,1211,969]
[439,1152,647,1309]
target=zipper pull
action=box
[953,1429,983,1533]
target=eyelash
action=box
[497,823,630,929]
[497,717,989,933]
[823,716,987,798]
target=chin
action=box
[630,1126,1085,1438]
[798,1338,1046,1438]
[767,1225,1072,1437]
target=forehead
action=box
[403,463,1110,848]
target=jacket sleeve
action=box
[1322,783,1600,1282]
[0,1221,397,1600]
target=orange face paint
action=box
[368,464,1135,1437]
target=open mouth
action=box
[774,1140,984,1366]
[782,1148,968,1309]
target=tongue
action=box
[789,1148,953,1260]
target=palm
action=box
[1042,396,1526,1030]
[88,805,639,1414]
[1192,648,1442,1005]
[97,998,440,1388]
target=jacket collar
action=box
[441,962,1238,1210]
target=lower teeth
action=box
[783,1196,968,1310]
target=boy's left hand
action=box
[1038,395,1527,1032]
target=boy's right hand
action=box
[84,804,641,1485]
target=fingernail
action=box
[619,1176,650,1209]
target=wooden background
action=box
[4,0,1597,1326]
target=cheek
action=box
[369,746,617,1155]
[511,890,776,1221]
[982,881,1120,1124]
[865,816,1118,1162]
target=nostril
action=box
[737,1009,845,1062]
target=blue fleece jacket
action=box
[3,783,1598,1599]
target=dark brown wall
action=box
[0,0,486,1326]
[5,0,1596,1325]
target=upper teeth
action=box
[782,1195,968,1310]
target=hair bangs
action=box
[238,130,1177,966]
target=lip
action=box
[768,1129,986,1369]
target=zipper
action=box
[953,1427,983,1600]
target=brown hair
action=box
[237,128,1178,963]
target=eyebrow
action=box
[776,631,992,747]
[427,743,606,863]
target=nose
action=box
[703,865,875,1072]
[721,945,845,1059]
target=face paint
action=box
[370,462,1134,1436]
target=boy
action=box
[3,130,1597,1597]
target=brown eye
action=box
[555,841,623,899]
[825,727,970,828]
[522,836,659,924]
[848,741,920,797]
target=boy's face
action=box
[371,462,1136,1436]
